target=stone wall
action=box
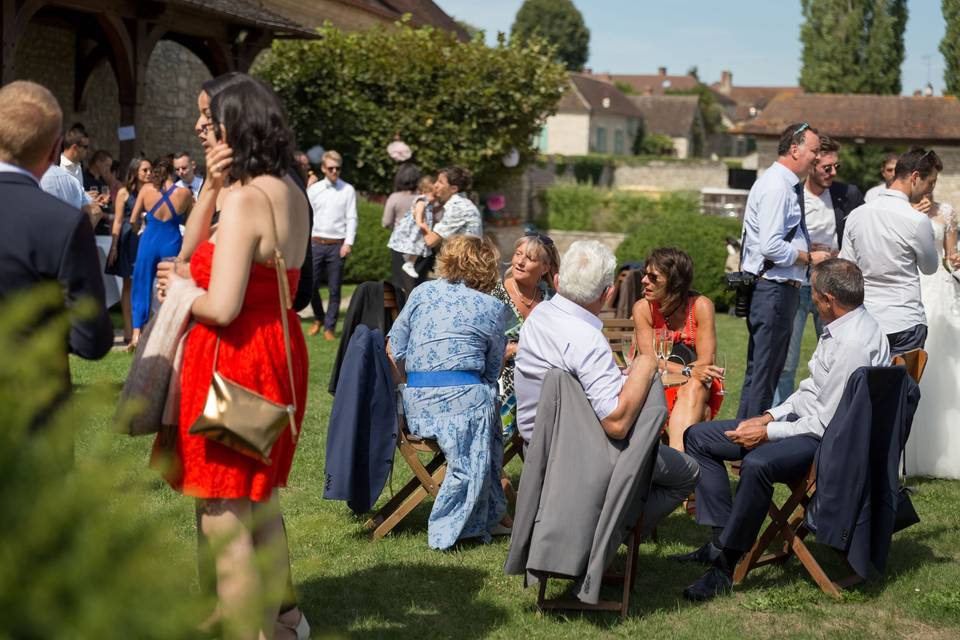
[613,160,727,192]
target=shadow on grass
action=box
[299,563,507,639]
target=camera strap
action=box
[757,223,800,278]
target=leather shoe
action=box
[668,541,720,565]
[307,321,322,337]
[683,566,733,602]
[323,329,336,341]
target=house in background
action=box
[710,70,803,157]
[628,95,705,158]
[539,74,641,156]
[265,0,470,40]
[594,67,700,95]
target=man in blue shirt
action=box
[736,123,831,420]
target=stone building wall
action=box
[613,160,728,192]
[14,23,209,169]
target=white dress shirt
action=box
[740,162,810,283]
[432,192,482,239]
[40,165,92,209]
[839,189,939,334]
[864,183,885,203]
[766,306,890,440]
[804,186,837,250]
[514,294,624,442]
[175,175,204,200]
[308,177,358,245]
[59,153,83,185]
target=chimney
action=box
[719,70,733,95]
[658,66,667,77]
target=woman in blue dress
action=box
[387,234,512,549]
[107,156,151,345]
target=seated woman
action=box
[490,231,560,437]
[387,235,512,549]
[632,248,724,451]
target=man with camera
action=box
[732,123,831,420]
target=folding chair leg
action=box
[782,525,841,598]
[363,458,446,540]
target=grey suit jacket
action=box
[504,369,666,604]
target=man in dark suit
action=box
[0,81,112,408]
[772,135,865,404]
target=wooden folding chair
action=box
[536,518,644,619]
[363,389,447,540]
[892,348,927,383]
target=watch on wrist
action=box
[681,365,693,378]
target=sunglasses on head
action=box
[523,230,554,245]
[794,122,810,137]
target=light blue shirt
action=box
[0,161,40,185]
[766,305,890,440]
[740,161,810,283]
[40,164,91,209]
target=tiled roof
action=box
[628,95,701,137]
[734,94,960,141]
[562,74,643,118]
[600,73,700,96]
[171,0,318,37]
[716,85,804,122]
[381,0,471,39]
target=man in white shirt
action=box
[678,259,890,602]
[306,150,357,340]
[172,151,204,200]
[863,153,899,203]
[515,240,700,536]
[40,164,102,228]
[59,122,89,186]
[773,136,863,404]
[839,148,941,354]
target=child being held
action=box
[388,175,435,279]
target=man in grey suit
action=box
[515,240,700,533]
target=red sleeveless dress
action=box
[155,241,309,502]
[650,296,724,420]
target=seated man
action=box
[515,240,700,533]
[677,258,890,601]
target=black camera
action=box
[725,271,757,318]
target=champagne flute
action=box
[714,352,727,396]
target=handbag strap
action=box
[247,182,299,438]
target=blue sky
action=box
[437,1,946,95]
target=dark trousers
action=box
[684,420,819,552]
[311,241,345,331]
[737,279,800,419]
[390,249,432,298]
[887,324,927,356]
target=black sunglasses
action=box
[523,230,554,246]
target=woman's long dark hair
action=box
[123,156,148,193]
[645,247,694,317]
[209,76,293,183]
[393,163,421,192]
[149,157,174,190]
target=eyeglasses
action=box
[643,271,660,284]
[523,230,554,245]
[197,122,215,135]
[820,162,841,174]
[323,165,341,172]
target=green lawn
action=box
[69,314,960,639]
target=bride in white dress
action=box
[904,196,960,479]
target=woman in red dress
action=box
[156,76,310,639]
[632,248,725,451]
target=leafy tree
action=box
[942,0,960,95]
[799,0,907,94]
[255,21,567,194]
[510,0,590,71]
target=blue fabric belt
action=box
[406,370,483,388]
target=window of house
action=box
[614,129,625,155]
[595,127,607,153]
[537,127,548,152]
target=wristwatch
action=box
[681,365,693,378]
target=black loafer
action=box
[682,566,733,602]
[668,541,720,565]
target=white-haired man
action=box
[515,240,700,532]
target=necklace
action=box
[509,278,540,308]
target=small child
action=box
[387,175,435,279]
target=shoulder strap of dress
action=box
[685,296,697,341]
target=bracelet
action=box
[681,365,693,378]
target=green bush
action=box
[0,286,208,639]
[616,209,740,311]
[343,198,392,284]
[539,184,698,233]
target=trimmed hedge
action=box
[343,199,392,284]
[615,209,740,312]
[539,184,698,233]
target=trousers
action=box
[886,324,927,356]
[311,242,345,331]
[773,284,823,405]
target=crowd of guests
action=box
[2,70,957,638]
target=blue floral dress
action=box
[388,278,510,549]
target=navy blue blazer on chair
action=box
[808,366,921,578]
[323,325,398,514]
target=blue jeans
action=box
[773,285,823,405]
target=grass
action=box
[69,313,960,639]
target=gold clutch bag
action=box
[188,184,299,465]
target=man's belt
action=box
[765,278,802,289]
[312,237,344,245]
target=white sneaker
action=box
[294,613,310,640]
[402,261,419,278]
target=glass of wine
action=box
[714,352,727,396]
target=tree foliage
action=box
[510,0,590,71]
[942,0,960,95]
[254,21,567,195]
[799,0,907,94]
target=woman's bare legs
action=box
[251,494,291,640]
[667,381,711,451]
